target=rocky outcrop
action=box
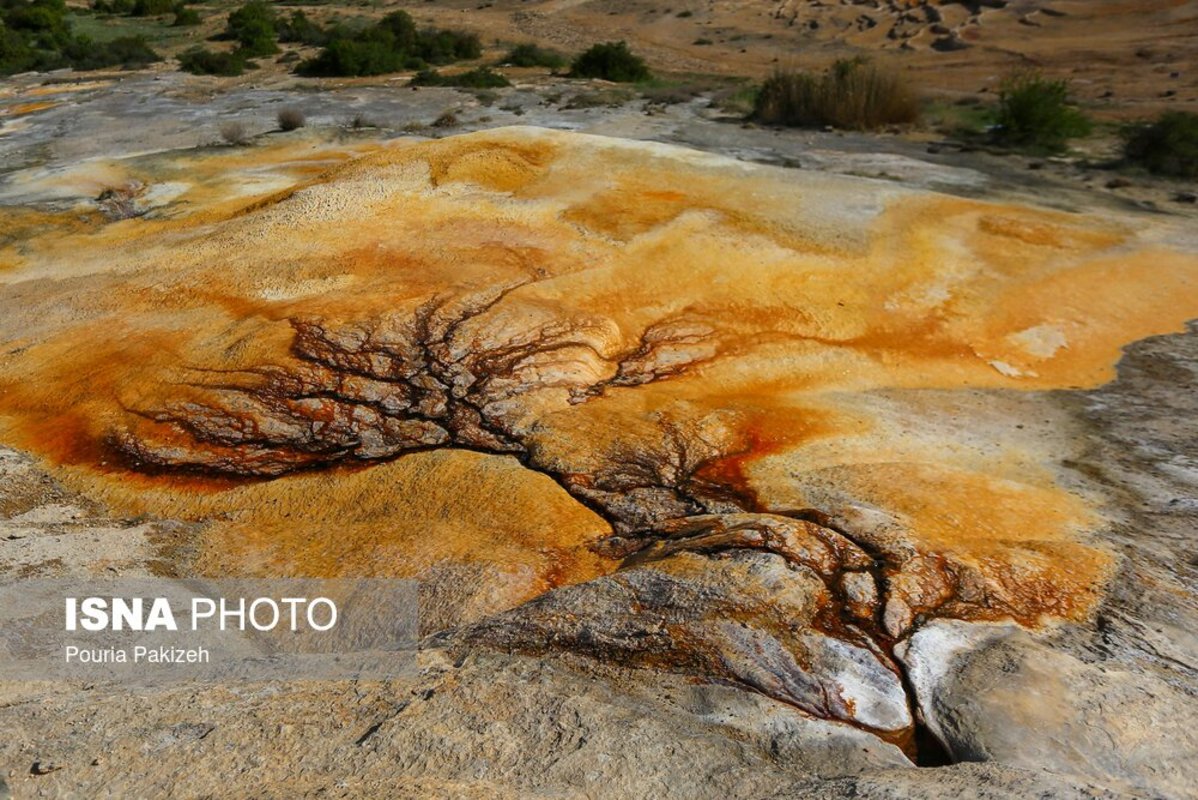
[899,620,1198,798]
[456,517,912,737]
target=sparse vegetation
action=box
[993,71,1091,153]
[218,120,249,145]
[710,83,758,116]
[753,58,919,130]
[170,3,199,26]
[410,66,510,88]
[276,106,305,131]
[640,84,697,106]
[564,87,634,109]
[503,42,565,69]
[178,46,245,76]
[432,110,458,128]
[1123,111,1198,179]
[297,11,481,77]
[0,0,161,75]
[924,96,994,139]
[569,41,650,83]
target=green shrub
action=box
[224,0,277,58]
[503,42,564,69]
[994,71,1091,153]
[413,27,480,64]
[410,65,509,88]
[1123,111,1198,179]
[0,0,160,74]
[0,22,38,73]
[171,4,199,26]
[92,0,135,15]
[277,10,325,46]
[753,58,919,130]
[298,38,410,76]
[67,34,160,69]
[178,45,245,75]
[2,0,70,74]
[130,0,172,16]
[375,10,417,51]
[297,11,481,77]
[5,0,71,41]
[569,41,649,83]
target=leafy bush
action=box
[298,38,410,77]
[414,27,480,64]
[297,11,481,77]
[374,9,417,52]
[92,0,135,14]
[1123,111,1198,179]
[753,58,919,130]
[410,66,509,88]
[277,10,325,46]
[224,0,277,58]
[5,0,71,41]
[0,0,160,74]
[503,42,564,69]
[276,106,304,131]
[171,3,199,26]
[993,71,1091,153]
[4,0,72,68]
[129,0,172,16]
[66,34,159,69]
[569,41,649,83]
[178,45,245,76]
[0,20,39,73]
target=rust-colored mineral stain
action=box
[3,100,59,116]
[0,128,1194,628]
[694,409,838,510]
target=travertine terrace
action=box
[2,127,1197,797]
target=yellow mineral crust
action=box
[0,127,1195,627]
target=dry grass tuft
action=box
[219,120,250,146]
[277,107,306,132]
[754,58,920,131]
[432,110,460,129]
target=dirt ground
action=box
[331,0,1198,115]
[48,0,1198,119]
